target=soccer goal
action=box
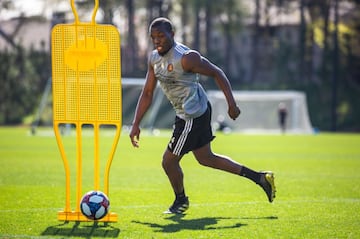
[207,90,313,134]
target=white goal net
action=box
[121,79,313,134]
[207,90,313,134]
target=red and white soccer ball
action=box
[80,191,110,220]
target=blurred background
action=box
[0,0,359,132]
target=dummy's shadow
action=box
[132,214,248,233]
[41,221,120,238]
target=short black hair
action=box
[149,17,174,34]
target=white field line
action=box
[1,198,360,213]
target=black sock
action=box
[175,190,186,200]
[239,166,261,184]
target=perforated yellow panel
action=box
[51,0,122,223]
[52,24,121,124]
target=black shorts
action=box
[167,103,215,156]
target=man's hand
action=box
[228,105,241,120]
[129,124,141,148]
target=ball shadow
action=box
[41,221,120,238]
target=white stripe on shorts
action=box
[173,118,193,155]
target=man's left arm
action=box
[182,51,240,120]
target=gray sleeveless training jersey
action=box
[149,42,208,119]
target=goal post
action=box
[208,90,313,134]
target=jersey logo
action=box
[167,63,173,72]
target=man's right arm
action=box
[129,63,157,147]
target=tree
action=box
[125,0,138,74]
[299,0,307,82]
[180,0,190,45]
[216,0,243,77]
[249,0,260,83]
[183,0,243,80]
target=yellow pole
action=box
[94,124,100,190]
[76,123,82,216]
[54,123,71,213]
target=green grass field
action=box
[0,126,360,239]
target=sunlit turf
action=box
[0,126,359,238]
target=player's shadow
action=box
[41,221,120,238]
[132,214,248,233]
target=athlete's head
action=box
[149,17,175,56]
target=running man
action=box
[129,17,276,214]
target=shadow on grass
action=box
[132,214,249,233]
[240,216,278,220]
[41,221,120,238]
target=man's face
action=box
[150,26,174,56]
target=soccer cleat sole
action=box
[261,171,276,203]
[264,172,276,202]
